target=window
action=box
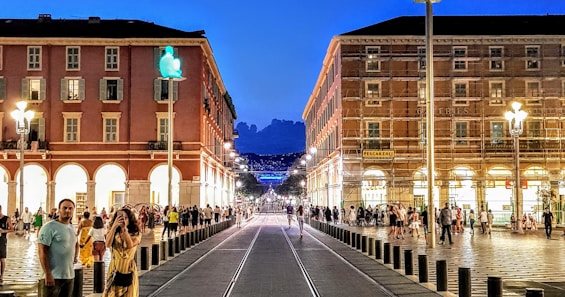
[419,121,427,145]
[367,122,380,149]
[28,46,41,70]
[453,82,468,105]
[102,112,121,142]
[61,78,85,101]
[154,46,178,69]
[0,78,5,101]
[525,46,540,70]
[491,122,504,144]
[418,47,426,70]
[105,47,119,70]
[453,47,467,71]
[63,112,82,142]
[455,122,468,145]
[99,78,123,101]
[489,81,504,105]
[526,81,541,105]
[159,118,168,142]
[418,82,426,106]
[366,46,380,72]
[21,78,46,101]
[489,47,504,71]
[153,79,179,101]
[365,81,381,106]
[66,47,80,70]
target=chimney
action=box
[38,14,52,23]
[88,16,101,24]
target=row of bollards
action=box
[310,220,545,297]
[59,219,235,296]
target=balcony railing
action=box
[485,141,562,153]
[147,141,182,151]
[1,140,48,151]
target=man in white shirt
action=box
[21,207,34,236]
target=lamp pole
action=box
[416,0,440,248]
[11,101,34,222]
[505,102,527,232]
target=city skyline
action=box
[1,1,564,129]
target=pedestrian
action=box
[487,209,494,235]
[190,206,199,230]
[510,213,517,231]
[77,211,94,268]
[89,216,107,262]
[332,206,339,224]
[214,205,221,223]
[409,210,420,238]
[203,204,213,226]
[180,208,189,232]
[324,206,332,223]
[168,207,178,238]
[387,205,397,237]
[395,204,406,240]
[286,204,294,229]
[348,206,356,226]
[468,209,475,234]
[0,205,12,286]
[161,206,169,240]
[34,207,44,233]
[103,208,141,297]
[21,207,34,237]
[138,207,147,234]
[37,199,79,297]
[479,207,488,234]
[421,206,429,244]
[297,205,305,238]
[542,207,554,239]
[235,208,242,228]
[147,207,155,231]
[439,202,453,245]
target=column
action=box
[439,180,449,206]
[179,180,196,206]
[87,180,96,210]
[47,180,55,212]
[7,181,16,218]
[127,180,151,206]
[550,180,559,227]
[475,180,485,211]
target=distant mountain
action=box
[235,119,305,154]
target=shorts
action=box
[0,236,6,258]
[396,221,404,227]
[92,241,106,258]
[169,223,178,232]
[423,224,429,234]
[23,223,31,231]
[287,214,293,220]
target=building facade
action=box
[0,15,237,216]
[303,15,565,224]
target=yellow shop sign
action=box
[363,150,394,159]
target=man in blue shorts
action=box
[286,204,294,229]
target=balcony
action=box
[485,141,563,153]
[147,141,182,151]
[1,140,48,151]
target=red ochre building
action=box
[0,14,237,216]
[303,15,565,224]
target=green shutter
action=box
[99,79,106,100]
[154,47,161,70]
[154,78,161,101]
[38,118,45,141]
[79,79,85,100]
[0,78,5,100]
[39,78,46,100]
[117,79,123,101]
[21,78,29,100]
[60,79,68,100]
[173,81,179,101]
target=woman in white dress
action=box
[348,206,356,226]
[235,208,242,228]
[409,211,421,238]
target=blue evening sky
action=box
[1,1,563,129]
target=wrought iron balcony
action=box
[1,139,48,150]
[147,141,182,150]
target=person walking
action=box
[21,207,34,237]
[103,208,141,297]
[88,216,107,262]
[286,204,294,229]
[332,206,339,224]
[77,211,94,268]
[421,207,429,244]
[161,206,169,240]
[0,205,12,286]
[203,205,213,226]
[542,207,554,239]
[439,202,453,245]
[168,207,179,238]
[479,207,488,234]
[214,205,221,223]
[37,199,79,297]
[235,207,243,228]
[487,209,494,235]
[324,206,332,223]
[34,207,44,233]
[296,205,305,238]
[468,209,475,234]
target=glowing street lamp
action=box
[505,101,527,232]
[11,101,34,219]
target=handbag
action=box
[113,271,133,287]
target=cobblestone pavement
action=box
[327,221,565,297]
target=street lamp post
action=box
[415,0,440,248]
[505,102,527,232]
[10,101,34,223]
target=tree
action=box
[236,173,265,199]
[276,173,306,197]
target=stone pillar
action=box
[47,181,55,212]
[7,181,16,218]
[439,180,449,206]
[179,180,194,206]
[475,180,485,211]
[87,180,96,210]
[550,180,559,227]
[127,180,151,206]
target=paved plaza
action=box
[0,214,563,296]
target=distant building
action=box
[0,14,237,215]
[303,15,565,222]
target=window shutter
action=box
[173,81,179,101]
[154,48,161,70]
[60,79,68,100]
[79,79,85,100]
[117,79,124,101]
[0,78,5,100]
[40,78,46,100]
[154,79,161,101]
[99,79,106,100]
[21,78,29,100]
[173,47,178,58]
[38,118,45,141]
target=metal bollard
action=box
[168,238,174,257]
[174,236,180,253]
[361,235,367,253]
[375,239,382,260]
[180,234,186,250]
[351,232,356,248]
[93,261,105,293]
[185,231,191,248]
[487,276,502,297]
[160,240,167,260]
[418,255,428,283]
[72,267,83,297]
[190,230,196,245]
[393,246,401,269]
[140,246,149,270]
[345,230,351,245]
[152,243,160,266]
[436,260,448,292]
[383,242,391,264]
[368,238,375,256]
[459,267,471,297]
[356,233,361,250]
[525,288,544,297]
[404,249,413,275]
